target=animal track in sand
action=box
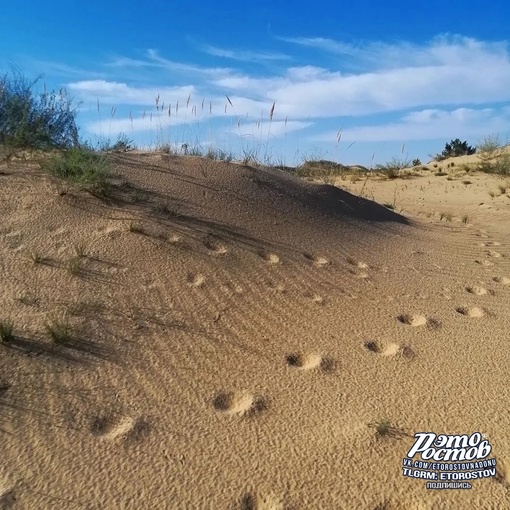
[285,353,335,372]
[187,273,205,288]
[397,314,427,327]
[259,252,280,264]
[479,241,501,247]
[364,341,414,359]
[238,491,287,510]
[303,253,330,267]
[347,257,369,269]
[456,306,485,318]
[203,238,228,255]
[466,286,488,296]
[486,250,502,258]
[102,416,150,442]
[213,392,267,417]
[309,293,325,305]
[493,276,510,285]
[349,268,370,279]
[476,259,494,267]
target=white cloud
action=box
[313,107,510,142]
[201,44,290,63]
[69,80,195,106]
[279,34,510,70]
[106,49,233,78]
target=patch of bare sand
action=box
[0,152,509,508]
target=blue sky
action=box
[2,0,510,166]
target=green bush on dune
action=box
[0,67,79,154]
[436,139,476,160]
[1,67,112,194]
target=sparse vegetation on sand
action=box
[0,319,15,343]
[45,317,73,344]
[0,67,79,160]
[42,146,111,195]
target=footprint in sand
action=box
[397,314,427,327]
[187,273,205,288]
[213,391,267,417]
[238,492,288,510]
[493,276,510,285]
[456,306,485,318]
[259,252,280,264]
[347,257,369,269]
[306,293,324,305]
[479,241,501,247]
[285,353,335,372]
[476,259,494,267]
[364,341,414,359]
[466,285,488,296]
[99,416,150,442]
[349,268,370,279]
[303,253,330,267]
[203,238,228,255]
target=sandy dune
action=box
[0,153,509,509]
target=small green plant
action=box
[411,158,421,166]
[28,250,43,264]
[42,146,111,195]
[45,317,73,344]
[477,134,506,160]
[369,418,392,437]
[0,319,15,343]
[66,256,82,276]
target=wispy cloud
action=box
[201,44,291,63]
[106,49,233,79]
[313,107,510,142]
[279,34,510,70]
[68,80,195,106]
[213,36,510,118]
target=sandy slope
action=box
[0,153,509,509]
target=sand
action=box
[0,152,509,509]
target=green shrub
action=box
[0,319,15,343]
[0,67,79,155]
[477,154,510,175]
[436,139,476,160]
[42,146,111,195]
